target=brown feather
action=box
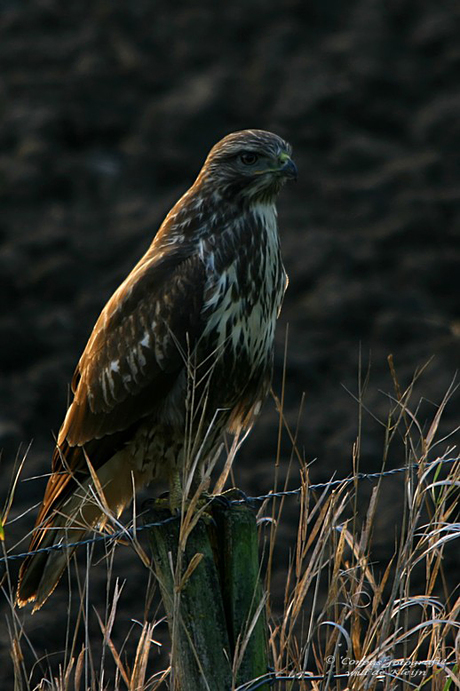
[17,129,295,609]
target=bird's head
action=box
[197,129,297,204]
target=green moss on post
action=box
[146,506,232,691]
[145,501,270,690]
[214,503,269,690]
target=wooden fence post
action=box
[213,503,268,689]
[145,501,269,690]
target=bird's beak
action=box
[278,152,298,181]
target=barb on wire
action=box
[231,456,459,503]
[0,456,457,565]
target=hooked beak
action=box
[278,153,298,181]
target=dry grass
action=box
[1,360,459,690]
[264,360,460,690]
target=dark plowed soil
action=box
[1,0,459,685]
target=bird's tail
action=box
[16,447,143,612]
[16,521,89,613]
[16,478,111,612]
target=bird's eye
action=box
[239,152,259,166]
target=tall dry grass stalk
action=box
[265,361,460,690]
[2,360,459,690]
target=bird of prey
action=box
[17,129,296,611]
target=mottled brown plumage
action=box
[17,129,296,610]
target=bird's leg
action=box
[148,467,204,515]
[168,466,184,514]
[166,465,229,515]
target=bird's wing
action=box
[63,248,206,447]
[36,244,207,522]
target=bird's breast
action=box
[200,204,286,370]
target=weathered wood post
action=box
[213,503,268,689]
[145,499,269,691]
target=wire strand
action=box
[1,456,457,564]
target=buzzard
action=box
[17,129,296,611]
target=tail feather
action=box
[17,523,87,612]
[16,479,105,611]
[16,446,146,611]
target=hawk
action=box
[17,129,296,611]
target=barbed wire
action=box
[1,456,457,565]
[232,456,458,503]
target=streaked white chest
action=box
[202,203,286,364]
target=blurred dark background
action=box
[1,0,459,685]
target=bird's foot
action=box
[219,487,255,507]
[141,488,255,522]
[141,492,214,517]
[191,488,257,512]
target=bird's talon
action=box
[220,487,257,508]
